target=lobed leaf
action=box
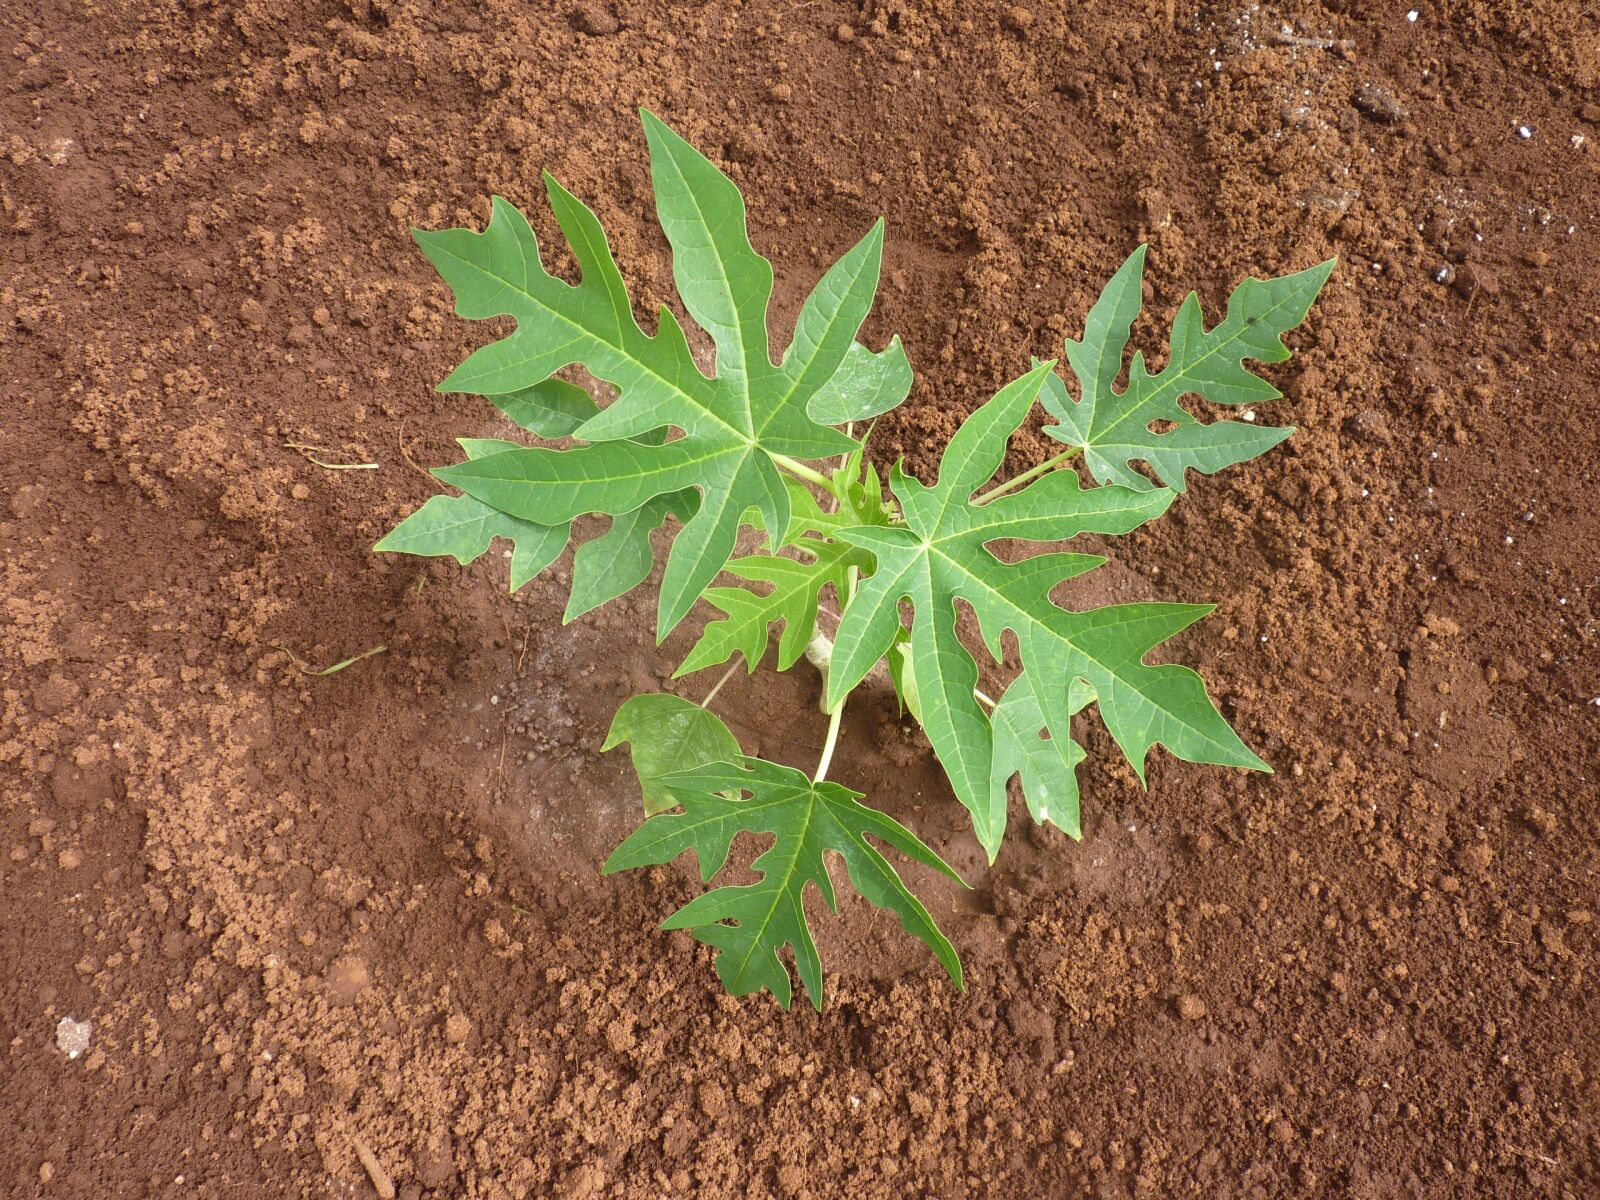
[604,757,964,1009]
[375,438,570,595]
[675,539,863,678]
[827,363,1265,859]
[1040,248,1333,491]
[566,489,699,621]
[805,336,913,426]
[420,111,880,637]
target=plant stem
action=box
[769,453,840,499]
[813,696,845,783]
[971,445,1082,506]
[813,562,860,782]
[700,660,740,709]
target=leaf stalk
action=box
[813,698,845,783]
[769,452,842,499]
[971,445,1082,506]
[700,660,741,709]
[814,562,859,782]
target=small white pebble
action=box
[1516,125,1533,140]
[1406,9,1419,21]
[1242,410,1256,422]
[55,1016,92,1060]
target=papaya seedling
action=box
[374,110,1332,1009]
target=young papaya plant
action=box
[374,110,1332,1010]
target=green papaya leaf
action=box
[886,629,921,722]
[373,494,567,593]
[1040,248,1334,491]
[604,757,963,1009]
[565,489,699,621]
[827,363,1265,858]
[602,694,743,815]
[988,675,1094,838]
[806,336,913,426]
[490,378,600,439]
[676,539,864,678]
[422,111,880,637]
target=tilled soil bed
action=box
[3,2,1598,1196]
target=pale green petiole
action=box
[769,453,842,500]
[971,445,1083,506]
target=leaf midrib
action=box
[726,789,819,988]
[1088,286,1305,446]
[651,145,760,437]
[924,544,1236,751]
[425,237,753,447]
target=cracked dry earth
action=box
[3,1,1598,1197]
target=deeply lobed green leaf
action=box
[826,364,1267,858]
[676,540,863,678]
[374,436,571,590]
[604,757,964,1009]
[1040,248,1334,491]
[416,111,888,636]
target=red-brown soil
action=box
[4,2,1598,1196]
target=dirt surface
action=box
[4,1,1599,1196]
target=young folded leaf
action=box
[1040,248,1334,491]
[604,757,965,1010]
[421,110,883,637]
[826,363,1264,859]
[603,694,742,815]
